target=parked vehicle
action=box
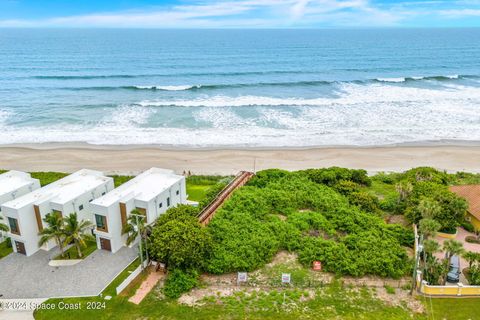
[447,255,461,283]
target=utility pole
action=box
[131,213,147,270]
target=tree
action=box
[417,198,441,219]
[443,239,464,261]
[418,218,441,240]
[0,215,9,232]
[38,212,66,257]
[463,251,480,269]
[63,213,94,258]
[149,205,212,270]
[422,239,442,284]
[396,181,413,203]
[122,209,150,246]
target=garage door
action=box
[99,238,112,252]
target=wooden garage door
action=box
[15,241,26,255]
[99,238,112,252]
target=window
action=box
[8,217,20,235]
[95,214,108,232]
[176,190,180,195]
[167,197,170,207]
[79,204,84,211]
[159,202,163,208]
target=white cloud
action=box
[0,0,478,28]
[439,8,480,17]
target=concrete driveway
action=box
[0,247,137,299]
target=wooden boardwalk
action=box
[198,171,254,225]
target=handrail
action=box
[198,171,254,225]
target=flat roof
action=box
[92,167,183,207]
[0,170,38,197]
[2,169,111,210]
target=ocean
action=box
[0,28,479,147]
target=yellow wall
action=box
[437,231,457,239]
[420,283,480,296]
[470,213,480,231]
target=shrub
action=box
[384,284,395,294]
[198,182,228,209]
[465,236,480,244]
[333,180,360,195]
[163,269,199,299]
[460,220,476,233]
[150,205,212,270]
[379,194,400,213]
[347,191,380,213]
[5,237,12,248]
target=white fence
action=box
[115,261,147,295]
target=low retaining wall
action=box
[437,230,457,239]
[115,261,147,295]
[420,280,480,296]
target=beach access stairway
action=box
[198,171,255,225]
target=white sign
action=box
[237,272,248,283]
[281,273,291,284]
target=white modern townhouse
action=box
[90,167,187,253]
[1,169,114,256]
[0,171,41,242]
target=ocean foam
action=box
[134,85,199,91]
[2,82,480,147]
[376,77,406,83]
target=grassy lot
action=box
[427,298,480,320]
[53,240,97,260]
[186,175,227,202]
[0,239,13,258]
[34,281,424,320]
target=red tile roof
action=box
[449,185,480,221]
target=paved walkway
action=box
[0,247,137,299]
[434,227,480,284]
[128,268,164,305]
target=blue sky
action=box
[1,0,480,28]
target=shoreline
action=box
[1,143,480,175]
[3,139,480,151]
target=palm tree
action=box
[38,212,66,257]
[463,251,480,269]
[122,209,150,245]
[418,198,441,219]
[63,213,94,258]
[395,181,413,203]
[0,215,9,232]
[419,218,441,240]
[443,239,464,261]
[423,239,441,284]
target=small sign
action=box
[281,273,291,284]
[312,261,322,271]
[237,272,248,283]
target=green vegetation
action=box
[150,205,211,270]
[31,171,69,186]
[53,240,97,260]
[39,211,96,259]
[205,168,411,278]
[429,298,480,320]
[110,175,135,188]
[35,282,425,320]
[186,175,229,202]
[0,239,13,258]
[163,269,199,299]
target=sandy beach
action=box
[0,143,479,175]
